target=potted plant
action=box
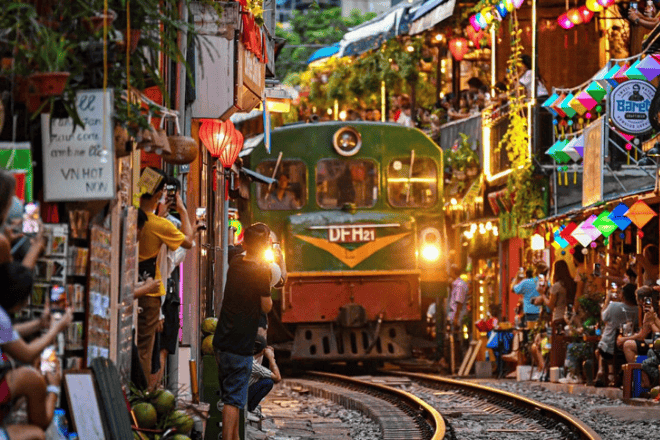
[27,26,73,98]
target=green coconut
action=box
[133,402,157,429]
[201,317,218,335]
[169,410,194,436]
[201,335,214,355]
[650,386,660,399]
[132,431,149,440]
[151,389,176,416]
[170,435,191,440]
[654,339,660,352]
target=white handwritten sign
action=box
[63,372,107,440]
[41,89,115,202]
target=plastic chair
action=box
[622,355,649,399]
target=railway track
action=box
[288,371,601,440]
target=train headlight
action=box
[264,248,275,262]
[421,244,440,262]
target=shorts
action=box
[0,428,8,440]
[525,313,540,322]
[598,347,613,360]
[215,349,252,409]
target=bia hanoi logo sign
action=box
[610,80,656,134]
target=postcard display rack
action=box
[30,224,87,369]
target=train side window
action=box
[316,159,378,209]
[387,157,437,208]
[255,160,306,210]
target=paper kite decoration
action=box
[624,200,657,229]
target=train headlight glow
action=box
[264,248,275,262]
[421,245,440,262]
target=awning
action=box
[336,2,423,58]
[409,0,456,35]
[307,43,340,65]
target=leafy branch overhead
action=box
[498,13,545,239]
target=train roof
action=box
[241,121,441,159]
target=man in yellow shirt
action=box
[138,169,196,385]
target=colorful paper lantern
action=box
[475,12,487,29]
[609,204,632,230]
[576,90,597,111]
[483,8,495,24]
[593,211,618,237]
[563,137,582,162]
[567,8,583,25]
[571,217,595,247]
[219,124,244,169]
[449,38,469,61]
[572,135,584,158]
[568,94,587,116]
[550,93,568,117]
[542,93,560,116]
[559,93,577,118]
[624,200,657,229]
[199,119,232,158]
[597,0,615,7]
[504,0,515,11]
[613,63,630,83]
[637,55,660,82]
[553,227,569,249]
[585,81,607,102]
[586,0,604,12]
[470,15,482,32]
[579,6,595,22]
[560,222,579,245]
[624,59,646,80]
[557,13,574,29]
[512,0,525,8]
[466,26,484,49]
[496,2,509,18]
[592,65,610,89]
[604,64,622,87]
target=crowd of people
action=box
[506,243,660,391]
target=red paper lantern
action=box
[567,8,583,25]
[578,6,594,23]
[199,119,233,158]
[219,126,244,169]
[466,26,484,49]
[557,13,574,29]
[449,38,469,61]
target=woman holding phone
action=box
[629,1,659,29]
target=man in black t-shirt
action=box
[212,223,275,440]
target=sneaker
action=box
[217,400,224,412]
[531,372,541,381]
[558,373,580,384]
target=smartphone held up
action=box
[23,202,40,234]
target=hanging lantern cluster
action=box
[548,200,655,253]
[557,0,613,30]
[199,119,245,169]
[469,0,524,32]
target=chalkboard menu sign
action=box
[41,89,115,202]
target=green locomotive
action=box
[242,121,448,361]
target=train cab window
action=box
[255,160,306,210]
[387,157,438,208]
[316,159,378,209]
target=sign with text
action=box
[609,80,655,134]
[582,118,603,207]
[236,41,265,112]
[41,89,115,202]
[328,226,376,243]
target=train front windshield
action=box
[387,157,438,208]
[316,159,378,209]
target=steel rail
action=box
[392,371,602,440]
[307,371,446,440]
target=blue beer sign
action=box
[609,80,656,134]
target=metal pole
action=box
[213,166,225,315]
[222,169,229,295]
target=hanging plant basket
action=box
[163,135,198,164]
[28,72,70,97]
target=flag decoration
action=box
[571,216,597,247]
[560,221,579,246]
[604,64,621,87]
[575,90,598,111]
[560,93,577,118]
[585,81,607,102]
[625,60,646,81]
[613,63,630,83]
[553,226,569,249]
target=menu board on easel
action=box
[87,225,112,365]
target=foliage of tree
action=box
[275,4,376,82]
